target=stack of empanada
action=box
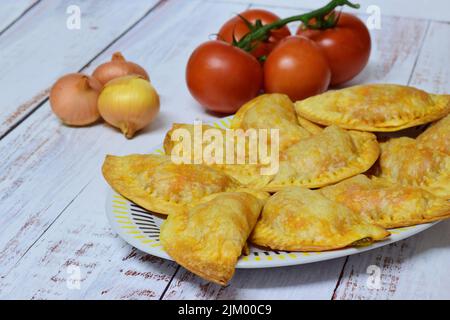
[102,84,450,285]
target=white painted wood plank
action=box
[333,21,450,300]
[163,258,346,300]
[0,0,37,34]
[0,0,160,137]
[0,0,37,33]
[409,21,450,93]
[0,178,178,300]
[0,0,250,299]
[161,9,430,299]
[224,0,450,22]
[333,221,450,300]
[345,16,429,86]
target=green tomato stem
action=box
[235,0,360,52]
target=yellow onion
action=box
[92,52,149,86]
[98,75,160,138]
[50,73,102,126]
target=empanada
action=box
[251,187,389,251]
[160,191,268,285]
[102,154,240,215]
[417,114,450,154]
[295,84,450,132]
[265,125,380,191]
[296,116,324,135]
[379,137,450,198]
[321,175,450,228]
[231,93,312,150]
[163,123,272,188]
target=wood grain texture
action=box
[0,0,160,138]
[333,21,450,300]
[345,16,429,86]
[0,0,250,299]
[409,21,450,93]
[0,178,178,300]
[0,0,37,34]
[163,258,346,300]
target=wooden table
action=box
[0,0,449,300]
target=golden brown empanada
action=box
[163,123,272,188]
[378,137,450,198]
[102,154,240,215]
[417,114,450,154]
[163,123,224,160]
[296,116,324,135]
[251,187,389,251]
[295,84,450,132]
[321,175,450,228]
[160,191,268,285]
[265,125,380,191]
[231,93,312,150]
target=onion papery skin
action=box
[50,73,102,126]
[93,52,149,86]
[98,75,160,139]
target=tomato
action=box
[264,36,331,101]
[297,13,371,86]
[218,9,291,59]
[186,40,263,113]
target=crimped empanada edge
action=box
[103,154,249,215]
[294,97,450,132]
[263,131,380,191]
[365,197,450,229]
[231,93,297,130]
[102,155,187,216]
[250,221,390,252]
[296,116,324,135]
[379,142,450,199]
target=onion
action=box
[98,75,160,138]
[92,52,149,86]
[50,73,102,126]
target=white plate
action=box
[104,116,438,268]
[105,189,437,268]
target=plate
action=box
[104,116,438,268]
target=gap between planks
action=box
[406,20,431,86]
[0,0,40,37]
[4,178,93,278]
[0,0,168,293]
[0,0,166,142]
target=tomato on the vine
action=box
[297,12,371,86]
[264,36,331,101]
[218,9,291,59]
[186,40,263,114]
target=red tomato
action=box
[218,9,291,59]
[297,13,371,86]
[186,40,263,114]
[264,36,331,101]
